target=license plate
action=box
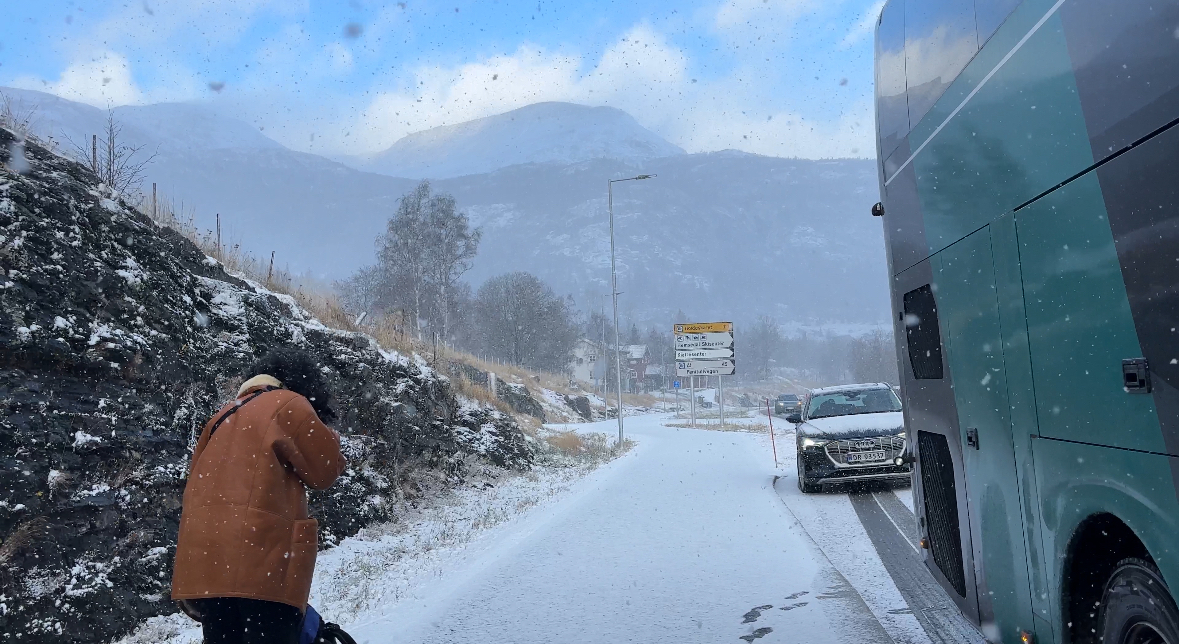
[846,450,887,463]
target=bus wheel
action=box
[1100,558,1179,644]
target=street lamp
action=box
[607,173,655,445]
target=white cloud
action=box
[13,52,143,107]
[331,24,871,159]
[840,0,885,48]
[715,0,814,28]
[323,43,355,74]
[713,0,820,42]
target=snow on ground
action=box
[118,414,931,644]
[766,425,931,644]
[114,440,627,644]
[896,486,914,512]
[350,414,890,644]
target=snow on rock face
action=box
[798,411,905,438]
[0,126,530,644]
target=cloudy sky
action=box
[2,0,882,159]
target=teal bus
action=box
[875,0,1179,642]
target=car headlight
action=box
[897,432,906,439]
[801,437,828,448]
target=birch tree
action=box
[376,182,431,335]
[421,189,480,341]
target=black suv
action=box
[773,393,800,416]
[792,383,910,493]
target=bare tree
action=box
[0,92,38,140]
[369,180,481,341]
[67,109,156,195]
[744,315,783,381]
[420,189,480,341]
[376,181,431,335]
[475,272,578,372]
[849,329,899,384]
[334,265,384,318]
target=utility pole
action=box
[215,213,221,257]
[267,251,275,283]
[607,173,655,444]
[91,134,97,176]
[152,183,157,218]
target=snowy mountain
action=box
[4,88,887,326]
[436,154,887,326]
[350,102,686,179]
[1,87,280,153]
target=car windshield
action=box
[807,388,902,419]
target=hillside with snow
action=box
[348,102,686,179]
[0,125,530,644]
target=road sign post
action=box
[719,374,725,428]
[674,322,736,428]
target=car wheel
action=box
[796,452,820,493]
[1100,558,1179,644]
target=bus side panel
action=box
[882,145,930,276]
[1095,123,1179,473]
[991,212,1055,636]
[894,259,982,622]
[1032,438,1179,637]
[934,227,1035,642]
[1060,0,1179,166]
[909,1,1095,259]
[1015,173,1163,453]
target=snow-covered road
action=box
[349,414,894,644]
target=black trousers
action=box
[191,597,303,644]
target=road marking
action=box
[873,491,919,555]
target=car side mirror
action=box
[785,412,802,424]
[871,202,884,217]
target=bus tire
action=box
[1099,558,1179,644]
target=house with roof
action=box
[569,338,602,387]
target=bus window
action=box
[975,0,1021,47]
[905,0,978,129]
[876,0,909,159]
[903,284,944,379]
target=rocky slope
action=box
[0,127,531,644]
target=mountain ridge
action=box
[3,89,888,326]
[350,101,687,179]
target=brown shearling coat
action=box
[171,379,346,610]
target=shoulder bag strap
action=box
[207,386,279,439]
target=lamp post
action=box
[607,173,655,445]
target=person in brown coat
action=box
[172,348,347,644]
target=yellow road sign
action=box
[673,322,733,335]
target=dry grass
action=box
[140,195,362,335]
[543,431,586,455]
[538,431,634,463]
[664,421,771,434]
